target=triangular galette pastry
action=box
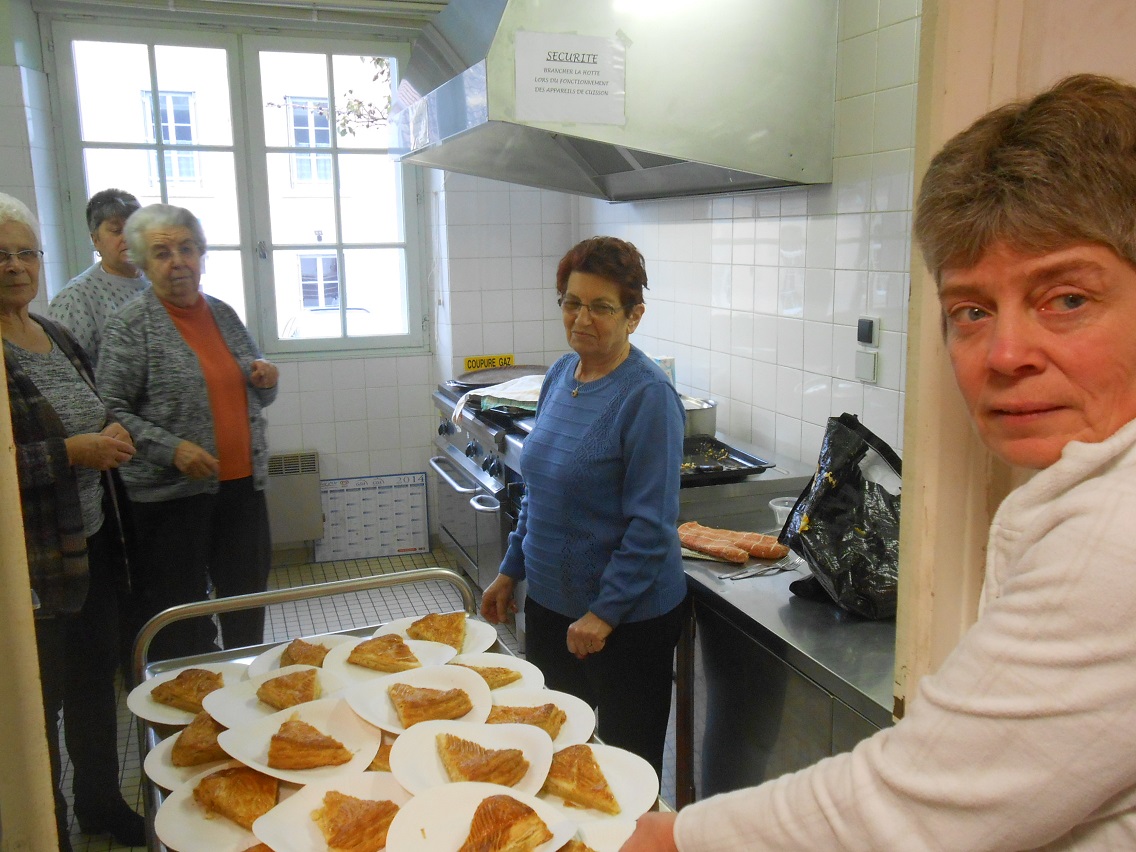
[437,732,530,787]
[192,765,278,830]
[170,711,227,767]
[387,682,472,728]
[347,634,421,673]
[449,662,522,690]
[539,744,620,815]
[366,739,394,772]
[486,703,568,740]
[559,840,599,852]
[151,668,224,714]
[267,714,353,770]
[406,611,467,652]
[458,794,552,852]
[311,789,400,852]
[256,668,321,711]
[280,637,332,668]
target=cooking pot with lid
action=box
[681,395,717,437]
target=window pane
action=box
[339,154,402,243]
[260,52,328,148]
[155,45,233,145]
[344,248,408,336]
[265,152,336,243]
[82,149,164,207]
[200,249,246,324]
[332,54,394,150]
[166,152,241,245]
[73,41,151,143]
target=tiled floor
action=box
[61,550,677,850]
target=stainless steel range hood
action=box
[394,0,837,202]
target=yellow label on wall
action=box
[463,353,515,372]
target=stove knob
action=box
[465,441,481,458]
[490,459,503,477]
[437,421,447,436]
[481,455,494,472]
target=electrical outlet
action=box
[855,350,878,383]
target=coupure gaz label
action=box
[464,353,515,372]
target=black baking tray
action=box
[681,435,772,487]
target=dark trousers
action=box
[36,524,123,848]
[524,595,686,779]
[131,477,271,661]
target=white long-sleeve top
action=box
[675,417,1136,851]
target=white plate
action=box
[127,663,250,726]
[216,697,383,785]
[322,636,458,685]
[343,665,492,735]
[389,719,554,796]
[447,652,545,691]
[375,613,498,655]
[245,633,357,679]
[538,743,658,822]
[202,665,347,729]
[574,818,638,851]
[252,770,413,852]
[154,759,293,852]
[489,687,597,748]
[385,781,576,852]
[143,731,230,792]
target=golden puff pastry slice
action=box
[540,744,620,815]
[267,714,353,770]
[256,668,321,711]
[192,765,278,830]
[406,611,466,652]
[150,668,224,714]
[280,637,332,668]
[347,635,421,673]
[311,789,400,852]
[170,711,227,767]
[387,682,473,728]
[437,732,530,787]
[486,703,568,741]
[458,794,552,852]
[558,840,598,852]
[450,662,523,690]
[366,740,394,772]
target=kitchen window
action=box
[52,22,425,355]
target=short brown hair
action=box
[556,236,648,312]
[914,74,1136,282]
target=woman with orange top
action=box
[98,204,278,660]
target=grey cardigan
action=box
[97,288,277,502]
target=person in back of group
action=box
[0,192,144,849]
[98,203,278,662]
[480,236,687,781]
[49,188,147,366]
[623,74,1136,851]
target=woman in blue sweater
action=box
[481,236,687,777]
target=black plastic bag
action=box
[780,413,902,620]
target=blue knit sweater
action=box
[499,346,687,626]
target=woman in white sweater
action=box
[624,74,1136,851]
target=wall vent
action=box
[265,451,323,546]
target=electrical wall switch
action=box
[855,349,878,383]
[857,316,879,347]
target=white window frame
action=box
[48,18,429,359]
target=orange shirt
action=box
[164,298,252,481]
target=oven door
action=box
[428,451,504,591]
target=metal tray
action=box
[681,435,772,487]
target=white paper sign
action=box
[514,30,626,126]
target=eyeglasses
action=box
[0,249,44,266]
[558,297,633,318]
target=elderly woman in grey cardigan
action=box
[98,203,278,660]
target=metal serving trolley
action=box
[131,567,481,851]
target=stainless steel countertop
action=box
[684,557,896,728]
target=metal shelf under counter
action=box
[674,556,896,806]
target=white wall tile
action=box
[835,93,875,158]
[838,31,877,98]
[874,83,916,152]
[841,0,880,39]
[876,18,919,89]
